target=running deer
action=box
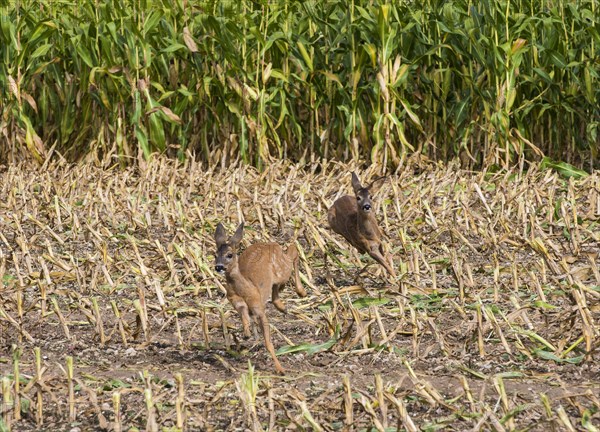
[328,172,396,278]
[213,222,307,373]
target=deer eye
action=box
[356,196,361,201]
[227,253,233,259]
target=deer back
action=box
[239,243,294,301]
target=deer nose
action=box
[363,203,371,211]
[215,264,225,273]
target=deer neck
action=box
[224,257,249,286]
[225,260,259,299]
[357,210,378,235]
[358,211,377,228]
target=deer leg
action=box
[292,253,307,297]
[380,244,397,279]
[271,284,287,313]
[382,256,396,278]
[369,246,396,279]
[386,254,396,279]
[285,244,307,297]
[228,294,252,339]
[253,307,285,374]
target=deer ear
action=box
[367,176,386,194]
[214,223,227,247]
[351,172,363,194]
[229,222,244,246]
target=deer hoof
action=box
[272,299,287,313]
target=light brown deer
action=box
[328,172,396,278]
[213,222,307,373]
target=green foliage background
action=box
[1,0,598,169]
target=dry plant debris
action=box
[0,158,599,431]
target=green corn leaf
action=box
[161,43,187,53]
[540,157,589,179]
[399,98,423,132]
[545,49,568,69]
[351,296,391,309]
[277,333,338,356]
[269,68,288,82]
[321,71,342,87]
[135,124,150,159]
[143,10,163,35]
[74,42,95,68]
[297,41,313,72]
[30,43,53,59]
[148,113,166,151]
[27,20,56,45]
[534,350,584,364]
[363,43,377,67]
[532,67,553,84]
[582,409,599,432]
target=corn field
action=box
[0,157,599,430]
[1,1,600,431]
[0,0,599,169]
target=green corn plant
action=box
[0,0,598,170]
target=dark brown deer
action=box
[214,222,306,373]
[328,172,396,278]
